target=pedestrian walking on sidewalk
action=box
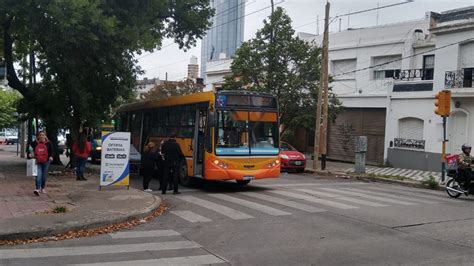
[141,142,160,192]
[72,132,91,181]
[161,136,184,195]
[28,131,53,196]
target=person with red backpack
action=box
[72,132,91,181]
[28,131,53,196]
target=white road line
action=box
[170,211,212,223]
[321,188,417,206]
[344,188,436,204]
[179,196,254,220]
[269,190,359,210]
[208,194,291,216]
[109,230,180,239]
[0,241,200,259]
[71,255,226,266]
[262,183,322,187]
[366,187,455,203]
[398,169,415,177]
[242,192,327,213]
[366,168,378,173]
[373,168,393,174]
[379,168,404,175]
[296,189,388,207]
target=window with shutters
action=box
[331,59,357,80]
[372,55,402,80]
[422,55,435,80]
[395,117,425,150]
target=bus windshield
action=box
[216,110,279,156]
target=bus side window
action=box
[205,112,215,153]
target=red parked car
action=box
[280,142,306,173]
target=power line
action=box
[329,0,414,24]
[333,37,474,78]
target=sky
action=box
[137,0,474,81]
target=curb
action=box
[305,168,445,191]
[0,194,162,241]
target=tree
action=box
[223,7,341,137]
[1,0,214,161]
[0,89,20,129]
[141,79,204,100]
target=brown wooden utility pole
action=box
[313,1,330,171]
[320,1,330,170]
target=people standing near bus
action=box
[28,131,53,196]
[161,136,184,195]
[141,142,160,192]
[72,132,91,181]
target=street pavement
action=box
[1,169,474,265]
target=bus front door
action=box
[193,109,207,176]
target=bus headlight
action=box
[213,160,228,169]
[267,160,280,168]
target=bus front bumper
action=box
[205,165,280,181]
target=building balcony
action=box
[445,69,474,89]
[391,69,434,92]
[392,69,434,81]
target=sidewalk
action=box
[305,155,441,182]
[0,149,161,241]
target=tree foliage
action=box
[0,89,21,129]
[141,79,204,100]
[1,0,214,137]
[223,7,342,136]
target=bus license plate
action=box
[243,176,254,180]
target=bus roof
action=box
[116,90,278,113]
[116,91,215,113]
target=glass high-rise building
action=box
[201,0,245,79]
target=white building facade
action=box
[299,17,432,165]
[300,6,474,171]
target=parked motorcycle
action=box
[446,169,474,198]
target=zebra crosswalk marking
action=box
[242,192,326,213]
[208,194,291,216]
[269,190,359,210]
[377,168,395,175]
[365,187,455,203]
[0,241,201,259]
[344,188,436,204]
[70,255,226,266]
[296,189,388,207]
[321,188,417,206]
[109,230,180,239]
[179,196,254,220]
[170,211,212,223]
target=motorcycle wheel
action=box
[446,179,462,198]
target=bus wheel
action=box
[179,160,193,187]
[236,180,251,186]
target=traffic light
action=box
[434,90,452,116]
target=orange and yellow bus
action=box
[116,90,280,186]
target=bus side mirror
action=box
[208,112,215,127]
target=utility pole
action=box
[313,1,330,171]
[320,1,330,170]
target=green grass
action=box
[367,173,408,181]
[52,206,67,213]
[421,176,439,190]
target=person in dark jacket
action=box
[161,137,184,195]
[141,142,160,192]
[28,131,54,196]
